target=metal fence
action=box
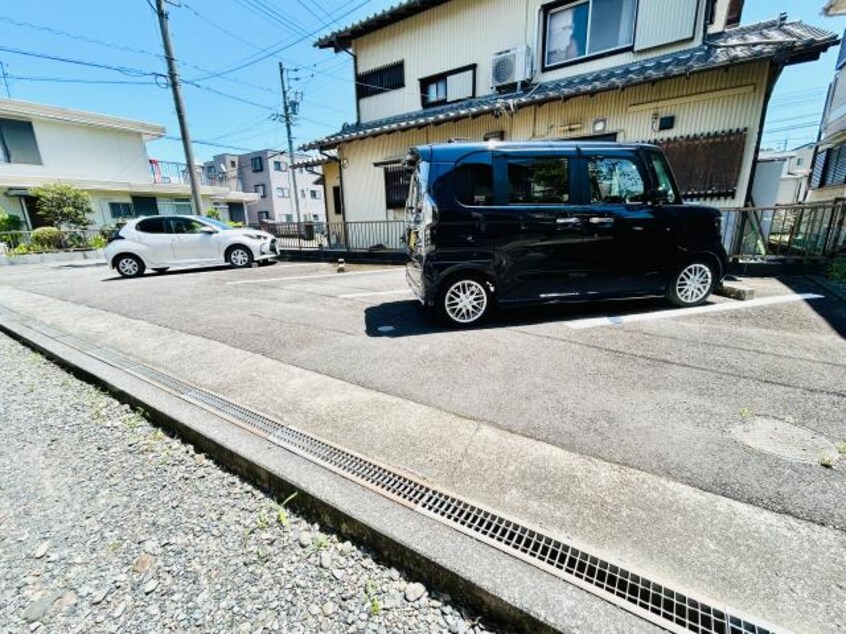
[260,220,406,253]
[722,201,846,260]
[0,229,105,255]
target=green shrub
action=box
[206,208,221,220]
[89,235,107,250]
[0,212,23,232]
[31,183,92,228]
[11,243,31,255]
[227,221,245,228]
[31,226,62,251]
[828,256,846,283]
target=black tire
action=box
[114,254,145,278]
[666,261,716,307]
[227,245,253,269]
[152,268,169,274]
[436,275,494,327]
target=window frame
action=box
[273,160,286,172]
[136,217,166,234]
[108,202,135,219]
[356,60,405,100]
[251,156,264,172]
[254,184,267,198]
[540,0,638,72]
[502,155,576,207]
[419,64,477,109]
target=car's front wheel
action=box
[666,261,715,307]
[437,276,493,327]
[227,245,253,269]
[114,254,145,278]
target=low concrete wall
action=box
[0,249,105,266]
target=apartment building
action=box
[205,150,327,226]
[0,98,257,229]
[305,0,837,221]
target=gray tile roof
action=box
[303,19,838,151]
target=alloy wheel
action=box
[444,279,488,324]
[230,248,250,267]
[675,263,713,305]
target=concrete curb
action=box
[0,315,648,634]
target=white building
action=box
[204,150,327,226]
[752,145,814,207]
[0,98,257,229]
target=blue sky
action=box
[0,0,842,162]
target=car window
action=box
[507,157,570,205]
[648,151,679,204]
[589,157,645,204]
[135,217,166,234]
[169,217,205,234]
[454,157,494,207]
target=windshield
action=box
[201,218,232,231]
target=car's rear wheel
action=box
[115,254,145,278]
[227,245,253,269]
[666,261,715,307]
[437,276,493,327]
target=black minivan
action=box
[404,141,728,327]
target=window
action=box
[384,164,412,209]
[310,189,322,200]
[229,160,236,168]
[300,189,306,199]
[108,202,134,219]
[0,118,42,165]
[356,60,405,100]
[823,143,846,188]
[258,211,270,221]
[454,157,494,207]
[285,214,293,222]
[136,217,166,234]
[506,157,571,205]
[588,157,645,203]
[276,187,290,198]
[254,184,267,198]
[169,217,205,234]
[205,165,215,177]
[543,0,636,69]
[648,152,679,204]
[420,65,476,108]
[273,160,286,172]
[251,156,264,172]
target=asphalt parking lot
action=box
[1,260,845,532]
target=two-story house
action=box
[0,98,257,229]
[205,150,327,226]
[305,0,837,222]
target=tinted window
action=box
[589,157,645,204]
[648,152,678,204]
[454,158,493,206]
[169,217,204,234]
[507,157,570,205]
[136,217,166,234]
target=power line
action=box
[5,73,157,86]
[0,44,158,77]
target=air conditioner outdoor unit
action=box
[491,45,533,89]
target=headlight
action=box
[244,233,265,240]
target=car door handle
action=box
[556,217,581,225]
[588,217,614,225]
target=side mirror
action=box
[647,188,670,206]
[200,226,216,234]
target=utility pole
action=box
[155,0,204,217]
[278,62,301,226]
[0,62,11,99]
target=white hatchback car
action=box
[105,215,278,278]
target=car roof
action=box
[412,140,659,162]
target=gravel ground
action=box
[0,333,504,634]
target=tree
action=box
[31,183,93,228]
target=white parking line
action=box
[338,289,413,299]
[226,268,402,286]
[564,293,825,330]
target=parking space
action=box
[1,260,845,532]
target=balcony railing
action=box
[150,160,243,190]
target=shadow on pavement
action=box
[101,260,279,282]
[364,296,674,338]
[779,276,846,338]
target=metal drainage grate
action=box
[0,308,781,634]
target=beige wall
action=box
[337,61,770,221]
[354,0,725,123]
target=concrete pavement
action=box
[1,266,845,633]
